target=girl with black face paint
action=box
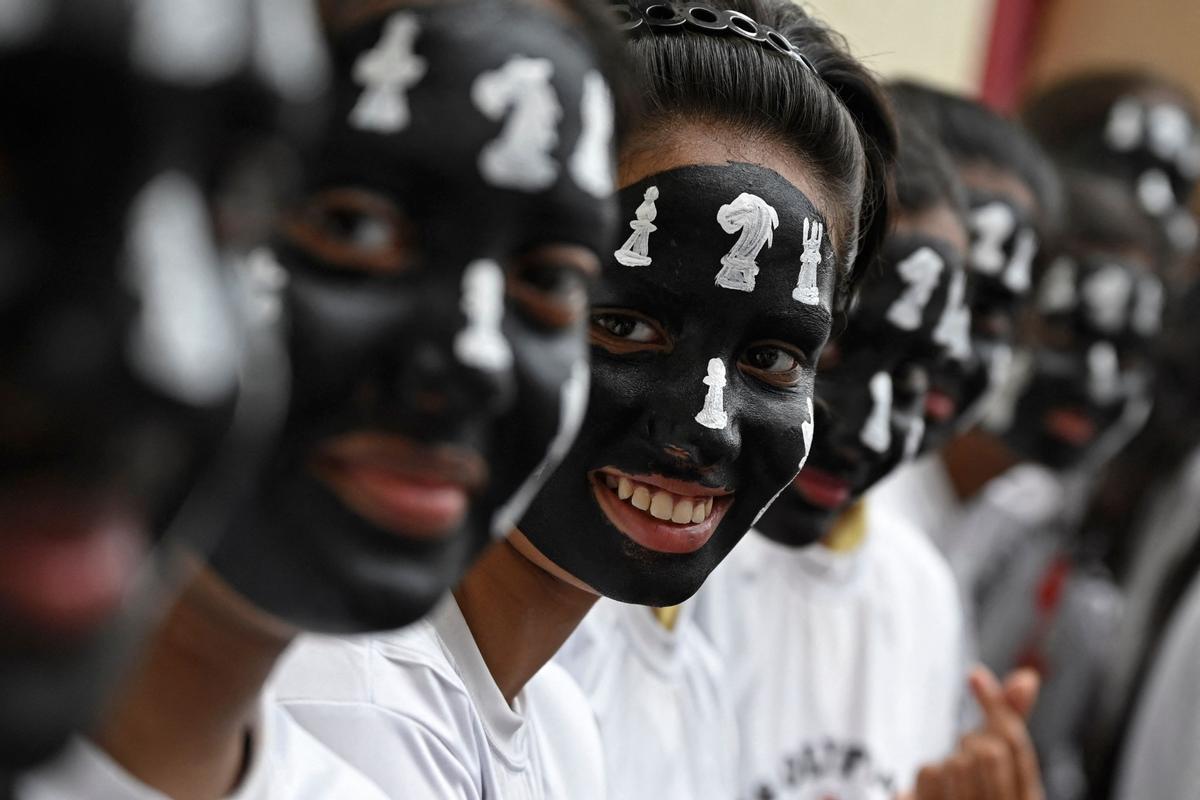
[274,1,896,797]
[871,82,1063,548]
[22,0,622,798]
[0,0,303,790]
[938,174,1163,800]
[694,109,1043,800]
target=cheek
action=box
[734,385,813,482]
[498,321,587,464]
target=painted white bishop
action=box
[349,12,427,134]
[614,186,659,267]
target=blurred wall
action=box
[805,0,995,93]
[1024,0,1200,98]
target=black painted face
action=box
[758,234,964,546]
[0,21,259,767]
[923,191,1037,451]
[1104,95,1200,256]
[520,164,834,605]
[207,0,617,633]
[996,252,1161,469]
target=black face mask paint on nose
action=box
[207,0,617,634]
[997,253,1160,470]
[519,163,834,605]
[758,234,964,547]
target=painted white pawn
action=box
[613,186,659,267]
[715,193,778,292]
[694,358,729,430]
[792,217,823,305]
[860,371,893,454]
[349,12,427,134]
[454,259,513,373]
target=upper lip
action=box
[311,432,489,492]
[593,467,731,498]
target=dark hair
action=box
[1055,170,1164,263]
[887,89,968,223]
[888,80,1061,229]
[622,0,897,309]
[1022,70,1199,202]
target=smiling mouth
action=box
[311,432,488,541]
[589,468,731,555]
[792,467,853,510]
[925,389,958,423]
[1043,408,1097,446]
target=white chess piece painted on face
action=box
[860,372,893,454]
[614,186,659,267]
[792,217,824,305]
[349,12,427,133]
[715,193,779,292]
[694,358,729,430]
[568,71,615,199]
[454,259,513,373]
[473,56,561,191]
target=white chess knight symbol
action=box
[614,186,659,267]
[454,260,513,373]
[349,12,427,133]
[860,371,894,454]
[715,193,779,292]
[694,358,729,430]
[473,56,561,191]
[792,217,824,305]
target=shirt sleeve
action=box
[281,700,481,800]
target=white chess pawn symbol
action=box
[792,217,824,305]
[454,260,513,373]
[694,358,729,430]
[860,372,893,454]
[614,186,659,267]
[349,12,428,134]
[715,193,778,292]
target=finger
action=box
[964,732,1017,800]
[947,752,979,800]
[969,664,1007,723]
[1002,668,1041,721]
[915,764,945,800]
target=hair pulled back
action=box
[622,0,896,309]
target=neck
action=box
[819,500,868,552]
[94,569,293,800]
[940,429,1020,502]
[454,539,597,706]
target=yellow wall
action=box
[803,0,996,94]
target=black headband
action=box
[610,1,819,78]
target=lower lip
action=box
[0,502,144,637]
[315,461,469,541]
[591,479,728,555]
[1044,409,1097,446]
[792,468,852,510]
[925,390,957,423]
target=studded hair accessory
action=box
[610,1,819,77]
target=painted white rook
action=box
[613,186,659,267]
[349,12,427,133]
[715,193,779,292]
[792,217,824,305]
[695,358,729,430]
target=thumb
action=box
[1002,667,1041,721]
[968,664,1006,721]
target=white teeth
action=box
[631,486,651,511]
[601,473,721,526]
[618,477,633,500]
[650,491,674,521]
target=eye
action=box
[739,341,808,387]
[589,308,669,354]
[282,189,411,274]
[507,245,597,330]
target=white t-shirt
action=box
[15,691,388,800]
[555,598,738,800]
[272,595,607,800]
[696,520,965,800]
[867,454,962,553]
[1114,570,1200,800]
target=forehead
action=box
[894,204,969,257]
[958,162,1038,218]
